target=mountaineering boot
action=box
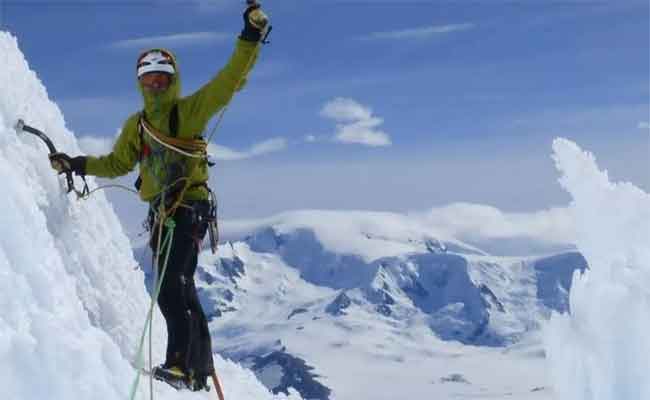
[152,365,189,390]
[187,371,211,392]
[189,376,210,392]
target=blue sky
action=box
[2,0,648,221]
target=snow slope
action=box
[545,139,650,400]
[0,31,300,400]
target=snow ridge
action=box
[546,138,650,400]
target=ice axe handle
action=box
[15,120,76,194]
[15,120,58,154]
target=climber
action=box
[47,2,269,392]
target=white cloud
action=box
[335,120,391,147]
[304,134,332,143]
[78,129,121,155]
[405,203,577,255]
[416,203,576,247]
[250,137,287,155]
[320,98,392,147]
[639,121,650,129]
[213,203,576,257]
[359,23,474,41]
[111,32,230,49]
[78,129,285,161]
[321,98,373,122]
[208,137,287,160]
[78,136,112,155]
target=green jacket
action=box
[85,39,259,203]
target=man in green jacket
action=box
[49,3,268,392]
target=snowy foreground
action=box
[1,29,648,400]
[0,32,300,400]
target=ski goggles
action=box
[136,48,176,78]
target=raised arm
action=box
[182,39,260,130]
[181,4,268,130]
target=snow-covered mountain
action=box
[145,210,587,400]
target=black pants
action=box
[150,201,214,378]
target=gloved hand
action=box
[240,1,269,42]
[49,152,86,176]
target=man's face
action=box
[139,72,172,94]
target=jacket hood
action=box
[137,48,181,118]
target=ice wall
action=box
[545,138,650,400]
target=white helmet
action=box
[136,49,176,78]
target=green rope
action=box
[128,217,176,400]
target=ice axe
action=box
[15,119,88,197]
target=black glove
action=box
[240,2,269,42]
[49,152,86,176]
